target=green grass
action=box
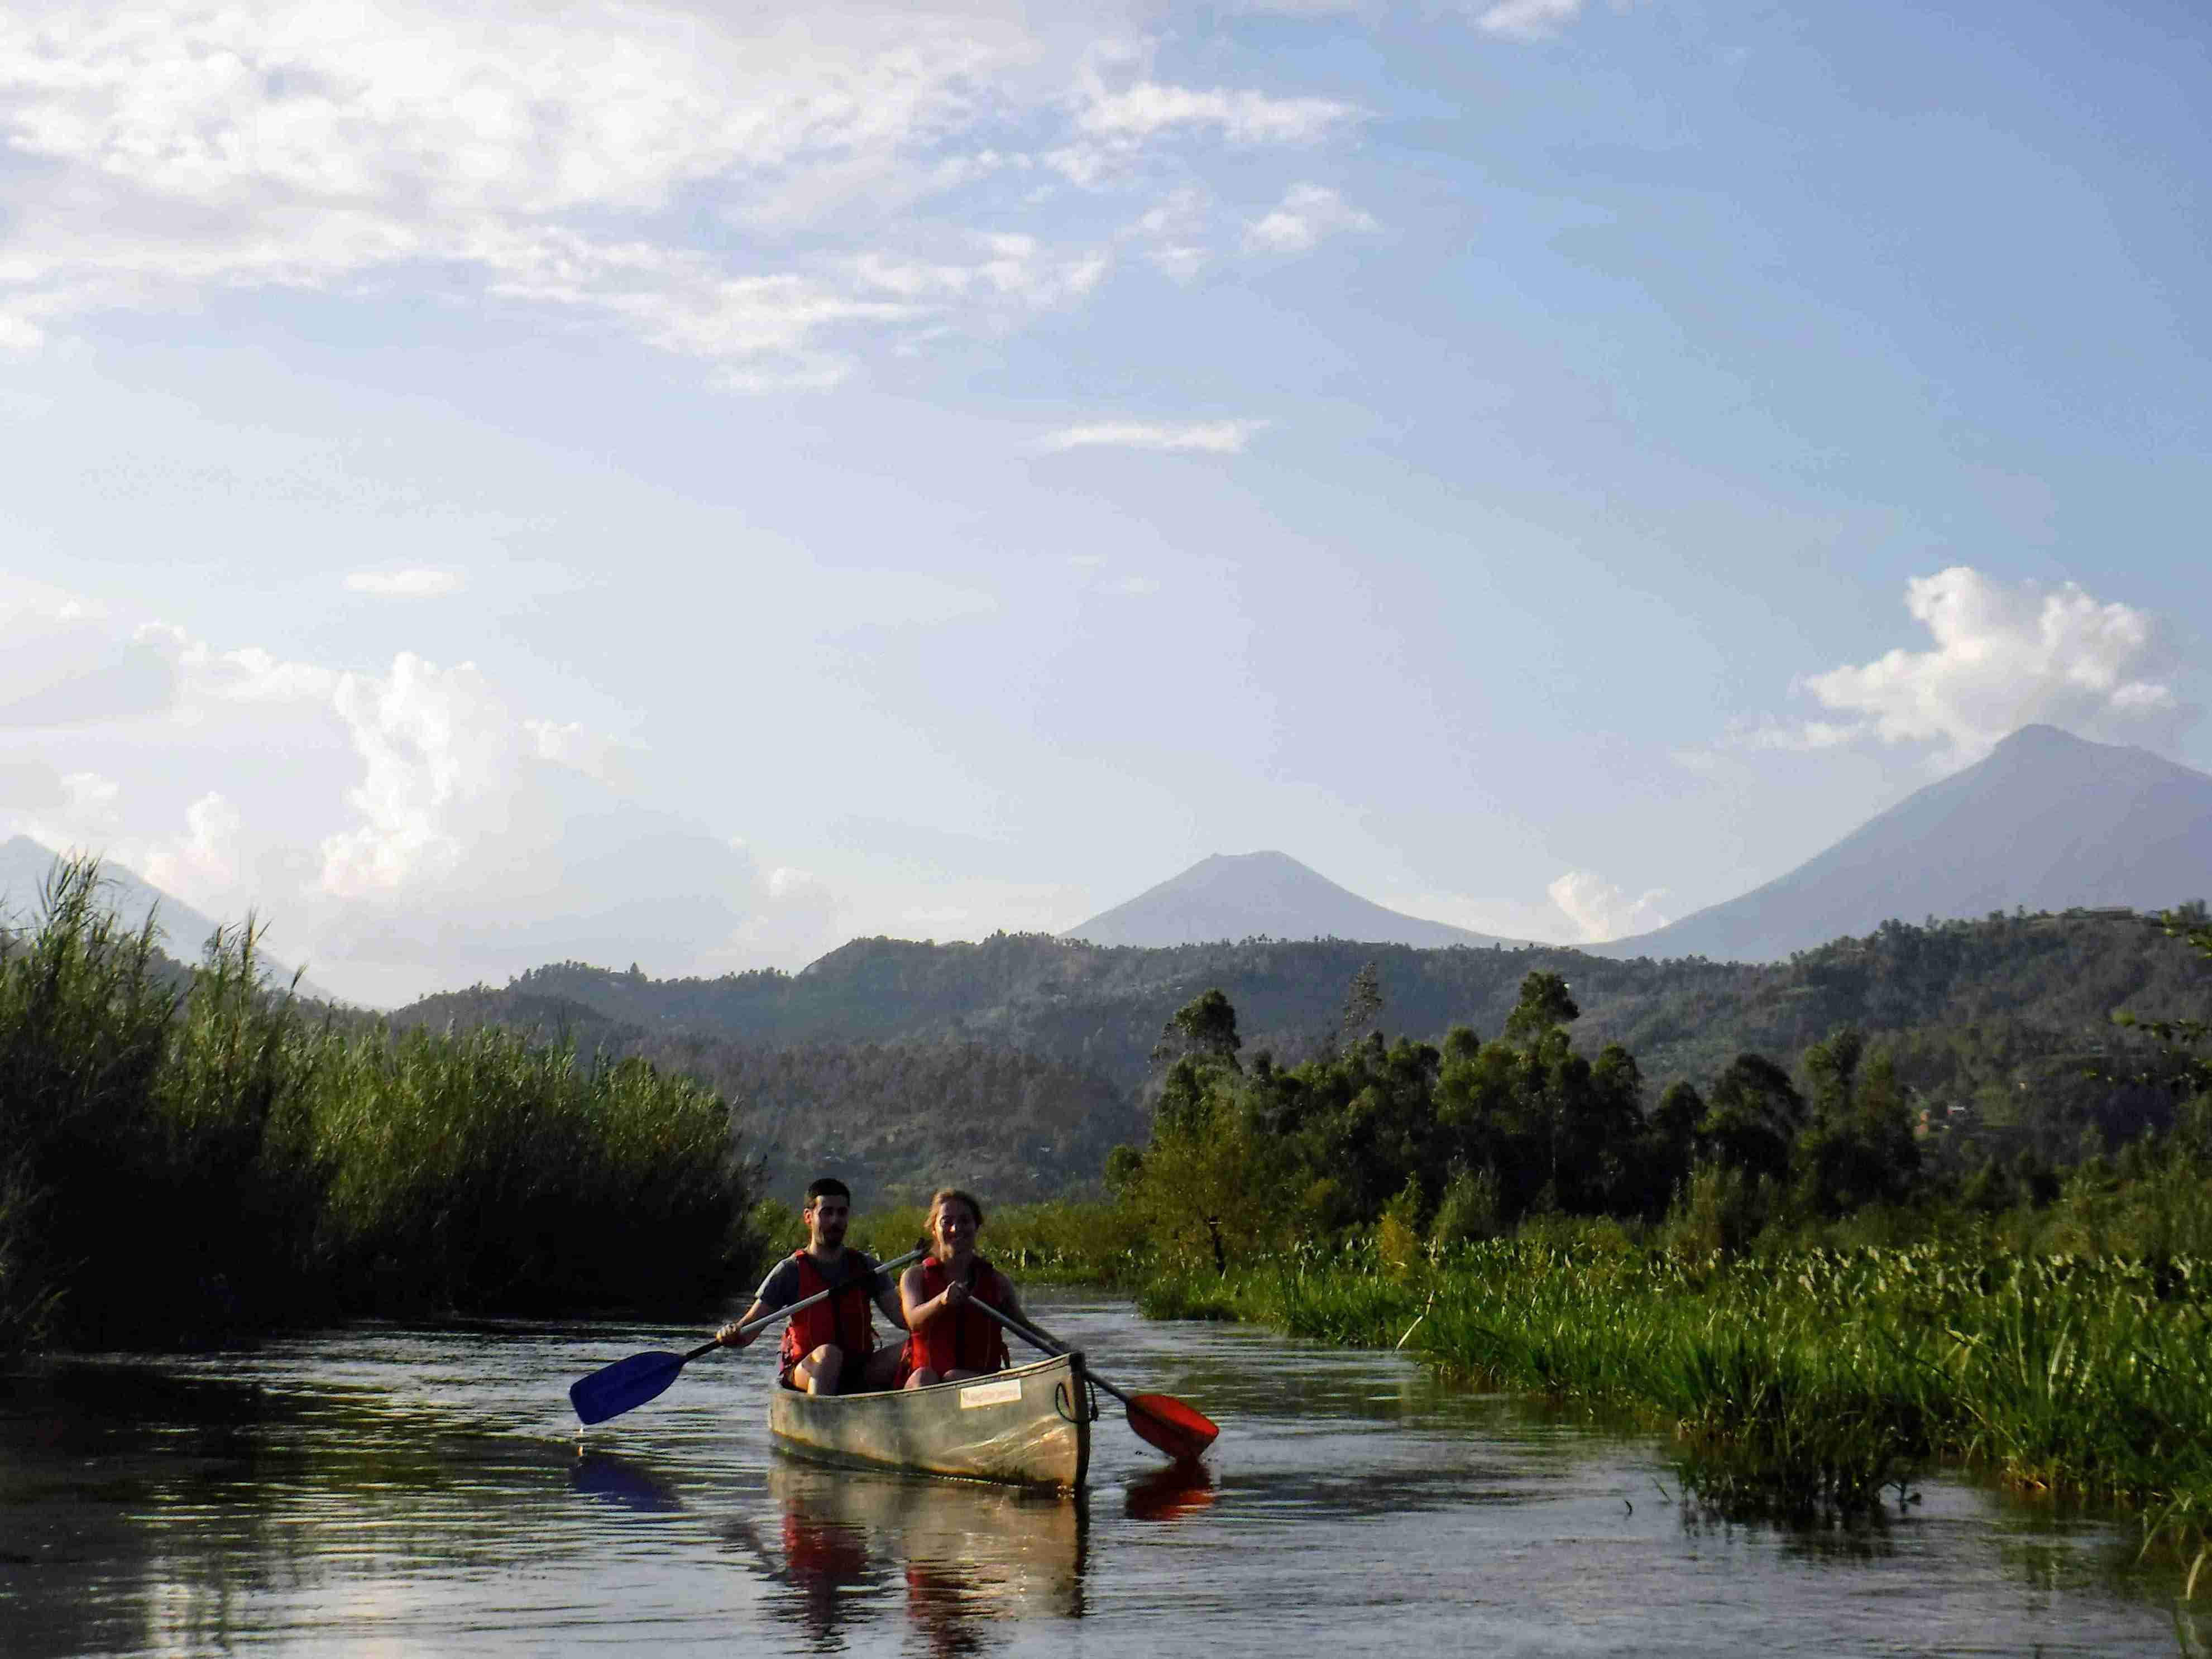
[1143,1234,2212,1588]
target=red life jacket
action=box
[901,1257,1011,1378]
[778,1250,877,1370]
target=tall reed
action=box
[0,859,756,1348]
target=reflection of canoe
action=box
[770,1462,1088,1630]
[768,1352,1092,1489]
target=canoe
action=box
[768,1351,1093,1489]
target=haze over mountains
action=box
[0,835,327,997]
[1064,850,1525,950]
[1,834,228,946]
[9,724,2204,1010]
[1592,726,2212,962]
[1061,728,2210,962]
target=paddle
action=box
[569,1245,926,1426]
[964,1297,1219,1462]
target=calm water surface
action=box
[3,1291,2205,1656]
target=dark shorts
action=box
[778,1350,871,1395]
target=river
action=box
[2,1290,2204,1656]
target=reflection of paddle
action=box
[569,1246,926,1426]
[571,1449,685,1512]
[1125,1462,1215,1522]
[965,1299,1218,1462]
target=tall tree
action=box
[1699,1053,1806,1182]
[1152,988,1243,1071]
[1502,971,1579,1049]
[1340,960,1383,1051]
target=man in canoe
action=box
[716,1177,908,1396]
[899,1187,1026,1388]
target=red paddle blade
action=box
[1125,1393,1219,1461]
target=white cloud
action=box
[59,771,122,827]
[1547,869,1668,943]
[848,234,1109,314]
[0,578,844,1001]
[0,3,1362,389]
[1242,183,1376,254]
[1473,0,1586,40]
[1075,80,1357,145]
[142,792,246,897]
[344,567,468,598]
[319,654,521,898]
[1757,567,2194,766]
[525,718,634,789]
[1709,716,1866,755]
[1066,555,1160,597]
[1033,419,1268,454]
[1125,185,1213,281]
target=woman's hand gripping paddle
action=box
[965,1298,1219,1462]
[568,1246,926,1426]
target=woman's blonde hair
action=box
[926,1187,985,1235]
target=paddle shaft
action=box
[967,1301,1218,1457]
[569,1246,925,1426]
[964,1297,1143,1412]
[879,1260,1213,1457]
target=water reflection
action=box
[1124,1463,1214,1522]
[753,1463,1089,1653]
[570,1448,683,1513]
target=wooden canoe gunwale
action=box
[768,1350,1093,1490]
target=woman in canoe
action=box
[899,1187,1024,1388]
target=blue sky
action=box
[2,0,2207,1005]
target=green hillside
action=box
[394,907,2212,1190]
[403,909,2210,1085]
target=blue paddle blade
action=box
[570,1351,687,1426]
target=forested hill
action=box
[396,907,2212,1098]
[385,982,1140,1205]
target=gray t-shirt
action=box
[753,1250,890,1312]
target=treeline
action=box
[403,908,2212,1113]
[0,862,757,1351]
[1112,951,2211,1272]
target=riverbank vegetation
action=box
[1056,917,2212,1585]
[1,860,755,1351]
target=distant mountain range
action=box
[0,836,330,998]
[1064,849,1523,949]
[1592,726,2212,962]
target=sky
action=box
[2,0,2208,1006]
